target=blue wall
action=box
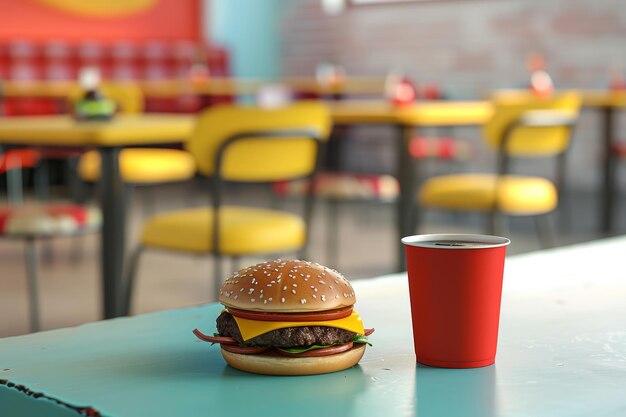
[211,0,283,79]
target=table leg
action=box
[100,147,126,318]
[396,124,415,272]
[601,106,616,234]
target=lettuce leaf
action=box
[353,334,372,346]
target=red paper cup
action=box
[402,234,510,368]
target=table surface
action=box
[0,114,196,147]
[0,101,493,148]
[4,79,626,106]
[2,236,626,417]
[328,99,494,125]
[0,77,387,98]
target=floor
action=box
[0,183,623,338]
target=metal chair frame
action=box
[414,109,578,247]
[122,128,324,316]
[1,152,99,332]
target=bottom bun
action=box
[221,344,366,376]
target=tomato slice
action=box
[221,345,273,355]
[192,329,239,345]
[364,328,375,336]
[277,342,354,357]
[227,306,353,322]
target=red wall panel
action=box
[0,0,201,43]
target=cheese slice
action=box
[232,310,365,341]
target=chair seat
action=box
[0,203,101,237]
[0,149,41,173]
[419,174,558,215]
[273,173,399,201]
[141,206,306,255]
[78,148,196,184]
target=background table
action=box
[580,90,626,233]
[0,114,195,319]
[2,236,625,416]
[329,99,493,271]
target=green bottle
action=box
[75,67,116,121]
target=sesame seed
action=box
[300,299,307,304]
[292,283,297,287]
[281,297,285,303]
[251,298,256,302]
[321,295,327,302]
[234,295,238,300]
[291,289,296,294]
[283,286,287,290]
[264,300,268,304]
[268,297,273,301]
[312,294,317,299]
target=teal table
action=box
[2,237,626,416]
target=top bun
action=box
[219,259,356,312]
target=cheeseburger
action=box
[193,259,374,376]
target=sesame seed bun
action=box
[220,344,366,376]
[219,259,356,312]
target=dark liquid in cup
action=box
[423,240,491,248]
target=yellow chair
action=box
[73,82,196,186]
[121,101,331,314]
[416,92,581,245]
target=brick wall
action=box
[281,0,626,95]
[280,0,626,191]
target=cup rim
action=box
[401,234,511,249]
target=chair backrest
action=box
[186,101,331,182]
[67,81,145,115]
[483,91,581,157]
[102,82,145,114]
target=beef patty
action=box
[216,311,356,348]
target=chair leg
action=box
[33,158,49,201]
[213,254,224,300]
[66,156,88,204]
[534,214,554,249]
[7,162,24,204]
[121,246,144,316]
[24,238,41,332]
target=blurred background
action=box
[1,0,626,337]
